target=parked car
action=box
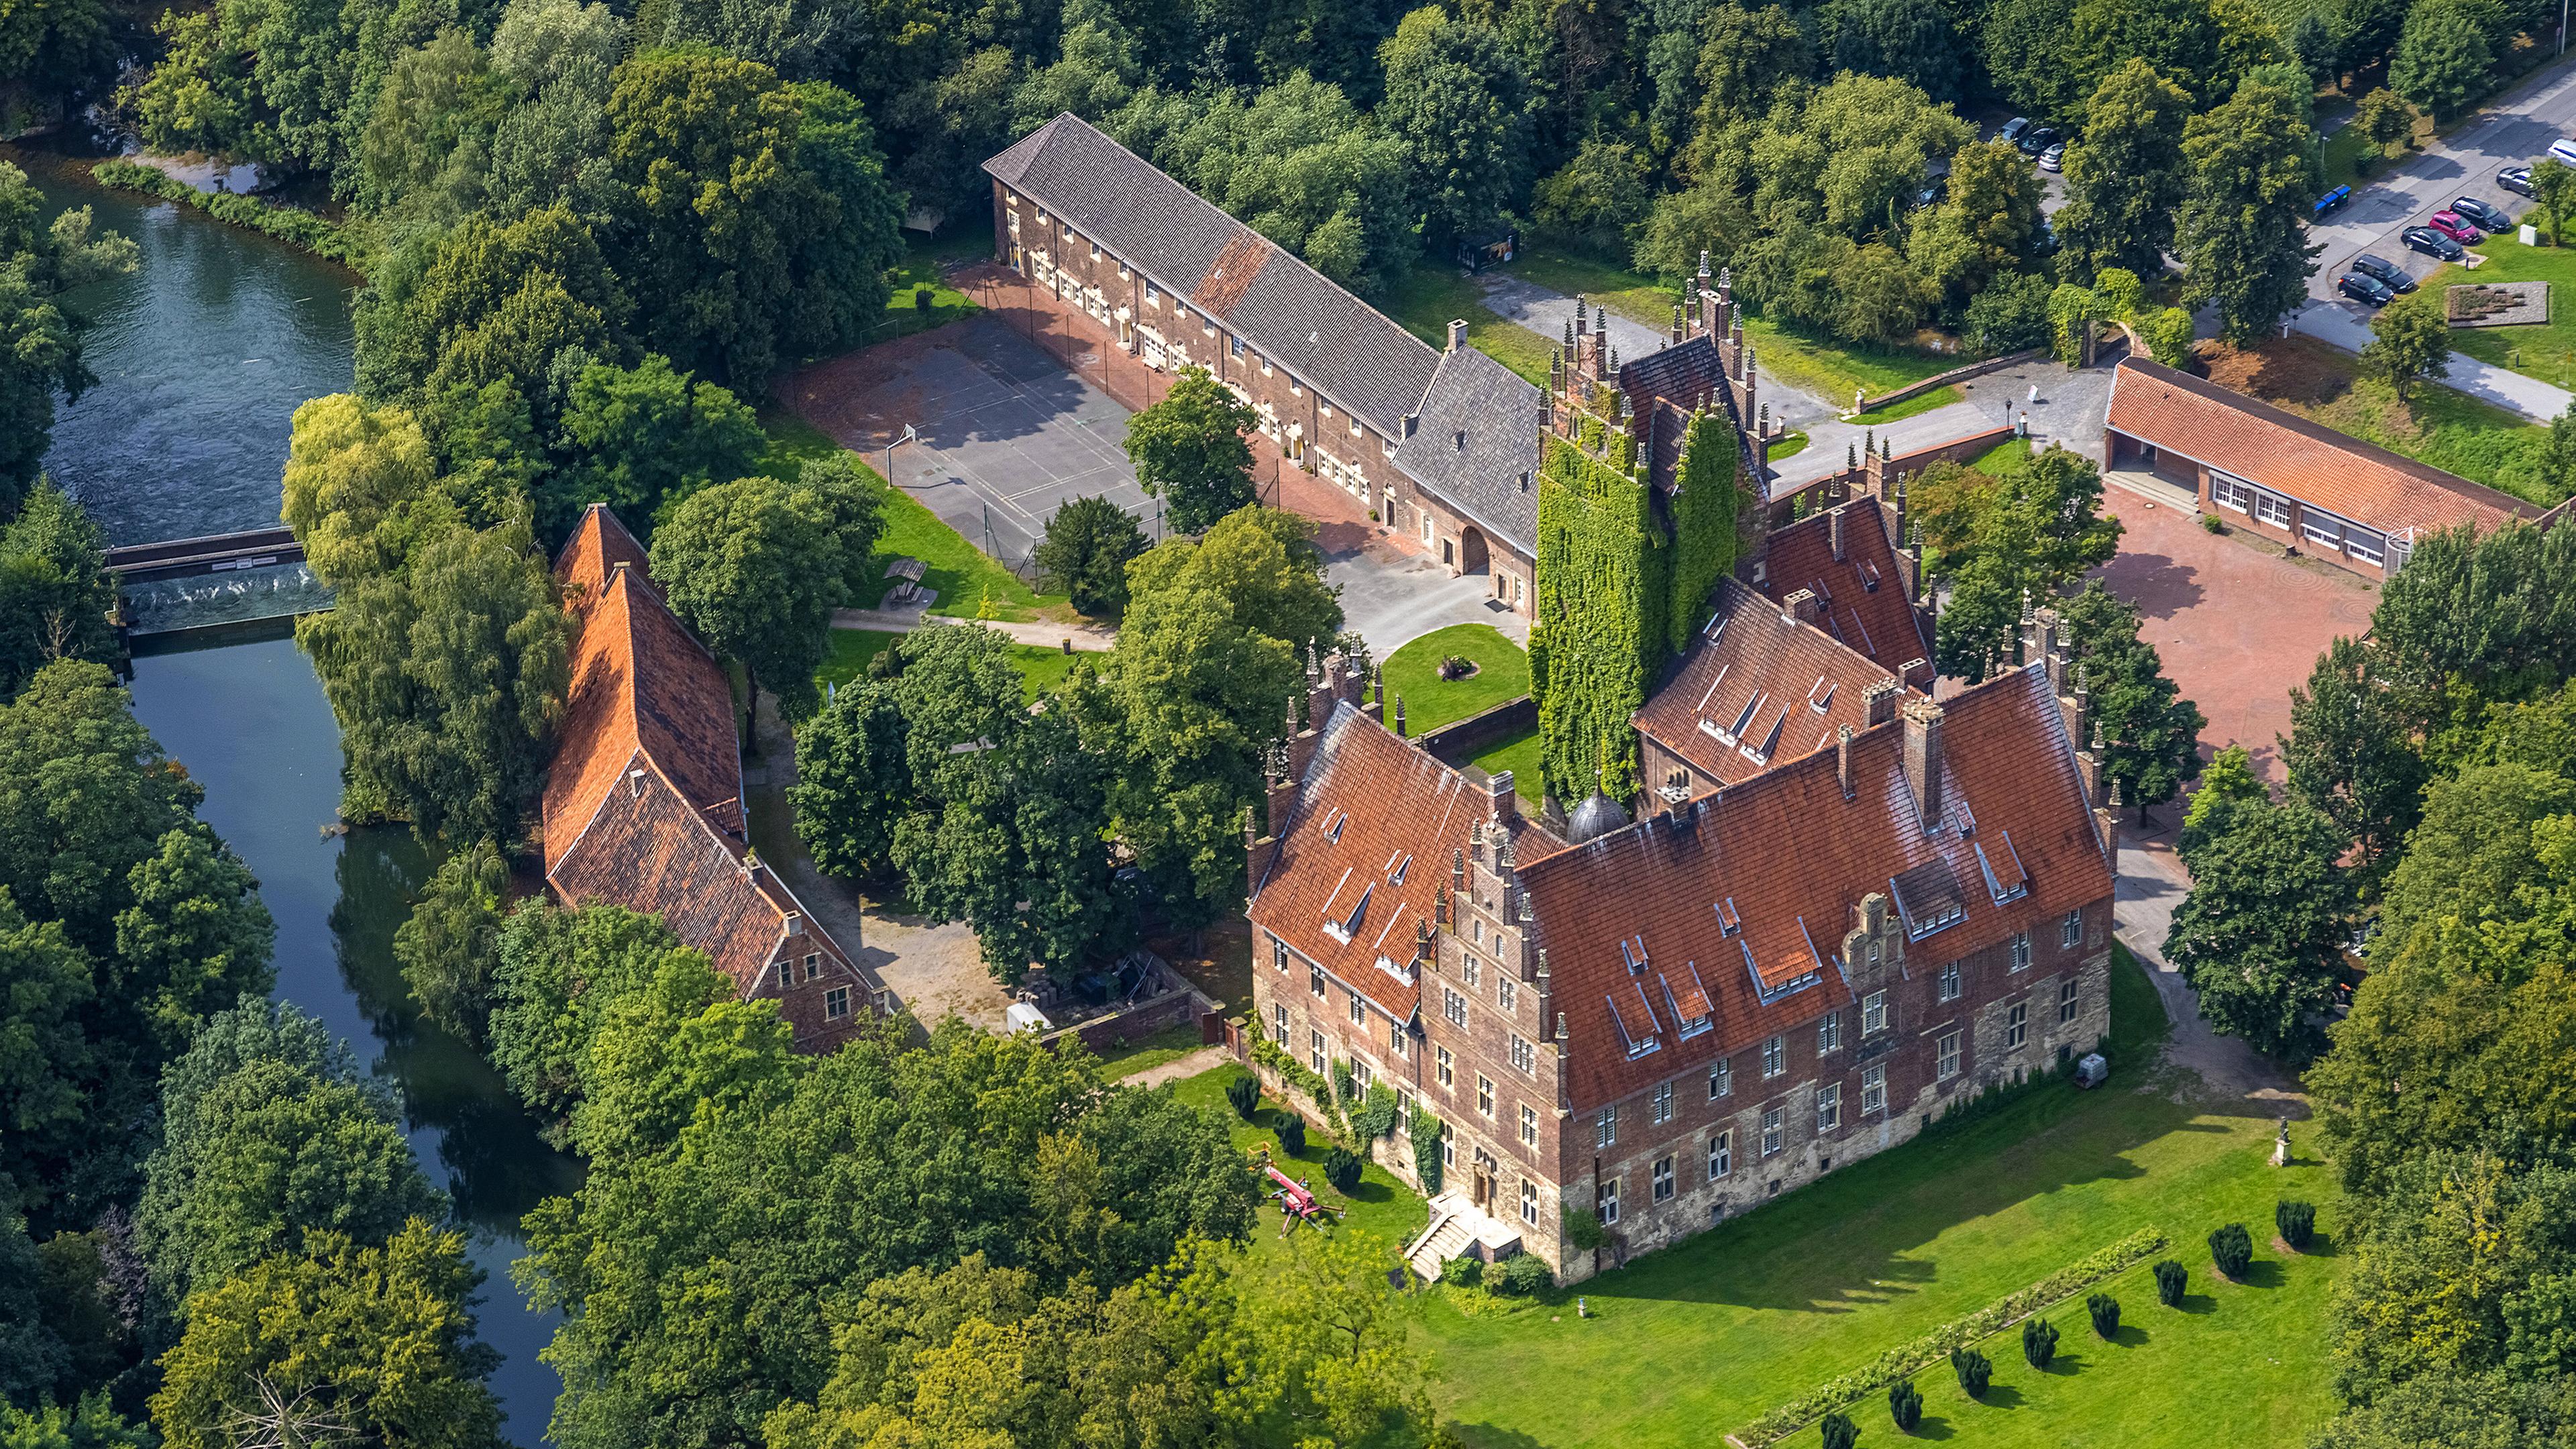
[1909,176,1947,211]
[2502,165,2538,197]
[2017,124,2061,158]
[2001,116,2032,146]
[2313,184,2352,221]
[2038,142,2065,172]
[2453,196,2512,232]
[2350,254,2418,292]
[2404,225,2466,261]
[2428,209,2484,244]
[2551,138,2576,168]
[2339,273,2397,305]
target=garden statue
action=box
[2272,1117,2291,1167]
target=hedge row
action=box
[90,160,367,270]
[1737,1226,2170,1447]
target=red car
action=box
[2428,209,2485,244]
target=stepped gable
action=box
[1635,576,1895,788]
[1760,502,1931,682]
[1253,703,1562,1020]
[545,505,743,871]
[1519,665,2110,1112]
[1392,342,1544,555]
[985,112,1440,439]
[1617,333,1733,488]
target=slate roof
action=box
[1250,706,1563,1020]
[1636,577,1896,788]
[2106,356,2542,535]
[1618,333,1737,488]
[1520,665,2111,1112]
[1391,342,1543,554]
[987,113,1440,442]
[1760,503,1933,682]
[543,505,864,1002]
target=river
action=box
[6,139,578,1444]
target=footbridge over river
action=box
[105,526,303,582]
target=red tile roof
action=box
[1760,502,1933,681]
[1521,665,2111,1112]
[2106,357,2542,536]
[1250,708,1562,1020]
[1637,577,1896,788]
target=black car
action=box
[2350,253,2418,292]
[2338,273,2397,305]
[2453,195,2513,232]
[2017,125,2062,158]
[2404,225,2466,261]
[2501,165,2537,197]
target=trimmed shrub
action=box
[1950,1346,1990,1398]
[1563,1206,1609,1252]
[1277,1115,1306,1157]
[1225,1073,1260,1120]
[2277,1199,2316,1250]
[2022,1316,2059,1368]
[2209,1222,2253,1280]
[1489,1253,1553,1296]
[1446,1255,1484,1289]
[1820,1411,1858,1449]
[1324,1146,1362,1193]
[2087,1292,2120,1338]
[2153,1258,2188,1305]
[1888,1379,1922,1432]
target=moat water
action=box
[6,136,576,1444]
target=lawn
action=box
[1768,430,1811,464]
[1165,1061,1432,1258]
[1419,949,2347,1449]
[1464,725,1545,814]
[2198,336,2569,506]
[1506,246,1968,413]
[759,413,1069,623]
[845,225,987,351]
[1383,268,1560,386]
[1968,435,2035,475]
[1847,384,1964,425]
[2432,235,2576,392]
[1381,623,1531,733]
[1089,1022,1207,1079]
[816,627,1085,700]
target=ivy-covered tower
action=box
[1529,272,1756,814]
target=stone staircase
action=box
[1403,1189,1519,1282]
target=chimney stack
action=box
[1447,318,1468,354]
[1863,677,1901,726]
[1829,504,1847,563]
[1836,724,1855,800]
[1487,769,1519,826]
[1901,698,1945,829]
[1784,588,1824,626]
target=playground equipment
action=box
[1253,1148,1344,1236]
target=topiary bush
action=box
[1820,1410,1858,1449]
[1225,1073,1260,1120]
[2277,1199,2316,1251]
[1277,1115,1305,1157]
[1950,1346,1990,1397]
[2153,1258,2188,1305]
[1446,1255,1484,1289]
[1324,1146,1362,1193]
[1489,1253,1553,1296]
[2087,1292,2120,1338]
[1888,1379,1922,1432]
[2209,1222,2253,1280]
[2022,1316,2059,1368]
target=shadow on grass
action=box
[2107,1322,2151,1348]
[1970,1383,2027,1411]
[1909,1412,1960,1440]
[2173,1291,2218,1315]
[2237,1258,2288,1289]
[1452,1423,1552,1449]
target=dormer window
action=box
[1322,882,1372,944]
[1715,897,1743,936]
[1619,934,1648,974]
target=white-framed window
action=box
[1498,976,1517,1013]
[2254,490,2294,529]
[1762,1034,1786,1077]
[2347,527,2387,566]
[1597,1176,1621,1225]
[1272,1002,1289,1046]
[1817,1012,1841,1054]
[1709,1130,1733,1180]
[1817,1081,1842,1132]
[1272,936,1289,972]
[1862,1063,1886,1115]
[1348,990,1364,1026]
[2006,1001,2029,1050]
[1652,1155,1676,1203]
[1477,1073,1495,1118]
[1862,990,1886,1035]
[1389,1020,1409,1059]
[803,953,822,982]
[1652,1081,1674,1124]
[2303,511,2343,549]
[1710,1059,1733,1098]
[2211,472,2255,512]
[2063,908,2085,948]
[2059,977,2081,1024]
[1353,1059,1373,1091]
[1230,335,1244,359]
[1320,399,1333,419]
[1397,1090,1413,1130]
[1436,1044,1454,1087]
[1444,986,1469,1028]
[1142,280,1159,307]
[1462,955,1481,988]
[1596,1104,1618,1148]
[1937,1029,1962,1080]
[2010,931,2031,971]
[1349,415,1362,437]
[1310,1029,1326,1075]
[1520,1102,1539,1146]
[1939,961,1962,1002]
[1760,1106,1783,1156]
[1307,964,1326,998]
[1521,1179,1538,1224]
[1511,1034,1536,1075]
[825,986,850,1019]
